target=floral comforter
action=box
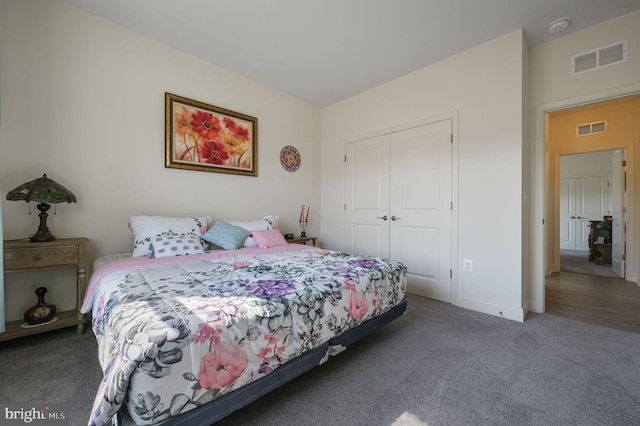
[83,245,407,426]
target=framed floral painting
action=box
[165,93,258,176]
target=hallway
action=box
[546,253,640,334]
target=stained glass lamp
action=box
[5,174,77,242]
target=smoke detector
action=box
[548,18,569,34]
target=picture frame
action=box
[165,93,258,176]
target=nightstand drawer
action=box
[3,245,78,270]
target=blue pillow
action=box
[201,221,249,250]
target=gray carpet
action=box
[2,294,640,426]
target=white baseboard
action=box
[454,295,525,322]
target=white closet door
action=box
[575,176,609,251]
[559,178,576,250]
[344,134,390,258]
[559,176,609,251]
[389,120,452,302]
[344,119,452,303]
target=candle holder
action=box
[299,204,310,237]
[299,219,308,238]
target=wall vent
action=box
[576,121,607,136]
[571,40,627,75]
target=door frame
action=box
[552,154,621,272]
[531,88,640,313]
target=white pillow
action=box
[227,215,279,247]
[129,215,211,257]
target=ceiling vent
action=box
[577,121,607,136]
[571,40,627,75]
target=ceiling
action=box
[63,0,640,107]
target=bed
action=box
[82,216,407,426]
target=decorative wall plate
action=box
[280,145,301,172]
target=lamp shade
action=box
[5,174,77,204]
[5,174,77,242]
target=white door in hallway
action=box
[344,120,452,302]
[611,150,626,277]
[560,176,609,251]
[559,178,576,250]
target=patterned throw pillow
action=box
[200,221,249,250]
[129,215,210,257]
[151,234,205,258]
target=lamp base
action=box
[30,229,55,242]
[30,202,56,242]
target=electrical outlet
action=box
[463,259,473,272]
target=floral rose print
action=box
[198,342,248,389]
[188,296,249,327]
[248,279,295,299]
[348,259,381,269]
[348,290,369,320]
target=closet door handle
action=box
[376,215,388,221]
[391,216,401,221]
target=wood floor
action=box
[546,271,640,334]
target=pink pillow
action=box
[251,229,288,248]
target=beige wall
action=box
[0,0,321,320]
[2,1,639,322]
[529,11,640,312]
[321,30,527,321]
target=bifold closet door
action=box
[389,121,452,302]
[344,119,453,302]
[344,134,391,259]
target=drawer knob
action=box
[33,255,42,261]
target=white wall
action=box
[561,151,614,178]
[0,0,321,320]
[4,2,637,324]
[321,30,527,321]
[529,10,640,311]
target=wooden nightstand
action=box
[287,236,318,246]
[1,238,89,341]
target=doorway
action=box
[544,95,640,332]
[559,150,622,278]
